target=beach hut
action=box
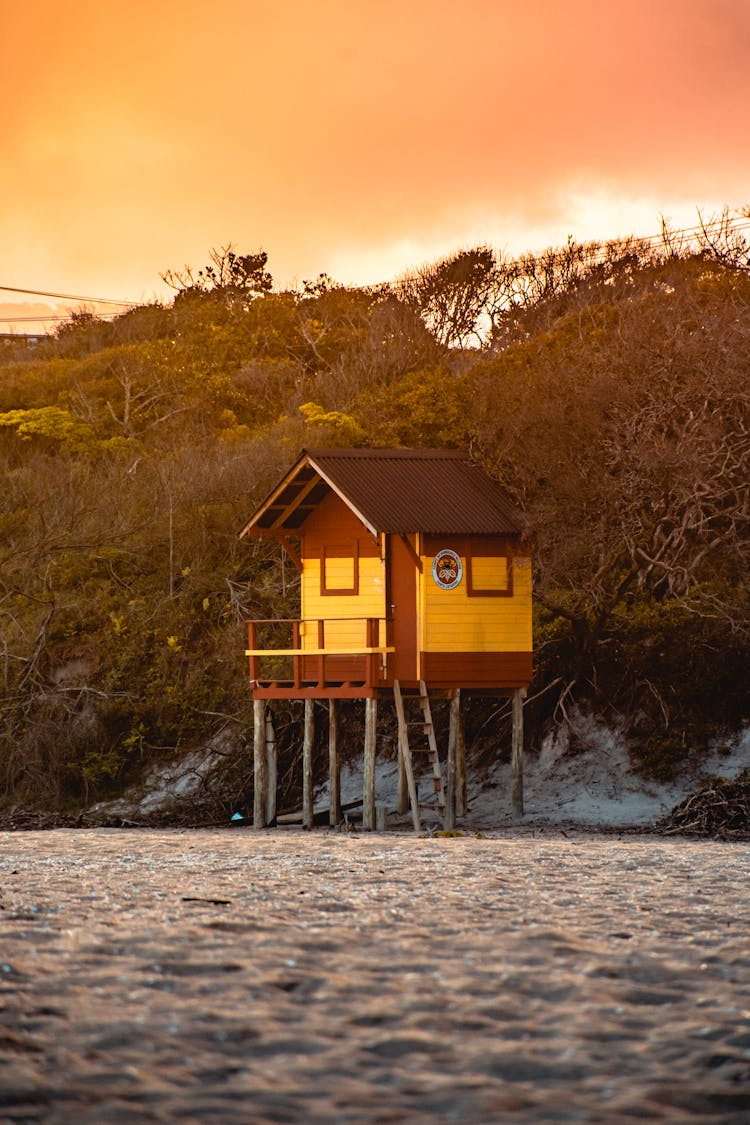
[240,448,532,830]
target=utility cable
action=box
[0,284,136,306]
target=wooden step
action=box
[393,678,447,835]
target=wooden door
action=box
[387,534,419,684]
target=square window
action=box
[321,542,359,595]
[467,554,513,597]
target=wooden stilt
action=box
[303,699,314,830]
[397,728,408,814]
[253,698,267,828]
[446,691,459,829]
[328,699,340,826]
[363,697,377,830]
[455,689,467,817]
[265,707,277,825]
[511,687,525,818]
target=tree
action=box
[162,246,273,307]
[397,247,497,348]
[465,254,750,747]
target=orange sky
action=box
[2,0,749,328]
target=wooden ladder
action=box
[393,679,446,834]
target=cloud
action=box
[2,0,749,296]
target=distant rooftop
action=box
[241,447,522,537]
[0,332,48,345]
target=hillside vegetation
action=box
[1,228,748,815]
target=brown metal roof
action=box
[241,448,522,537]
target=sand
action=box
[1,827,749,1123]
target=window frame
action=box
[466,549,514,598]
[320,540,360,596]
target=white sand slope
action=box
[91,717,750,831]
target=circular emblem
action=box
[431,549,463,590]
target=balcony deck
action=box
[246,618,394,699]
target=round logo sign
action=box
[431,549,463,590]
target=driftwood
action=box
[181,896,232,905]
[658,771,750,839]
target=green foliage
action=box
[352,364,466,447]
[298,401,366,445]
[0,406,96,451]
[1,237,749,814]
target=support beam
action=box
[363,697,377,830]
[446,691,460,829]
[396,681,408,813]
[455,689,467,817]
[397,744,408,814]
[511,688,525,818]
[265,707,277,825]
[328,699,340,826]
[303,699,315,830]
[253,699,267,828]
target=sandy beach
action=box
[1,827,749,1123]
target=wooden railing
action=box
[246,618,394,692]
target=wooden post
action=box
[397,741,408,814]
[511,688,525,818]
[292,621,301,690]
[363,697,377,830]
[253,698,267,828]
[455,689,467,817]
[247,621,258,692]
[366,618,378,690]
[445,691,459,829]
[328,699,340,826]
[317,620,325,691]
[265,707,277,825]
[396,694,409,815]
[303,699,314,830]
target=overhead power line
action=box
[0,315,71,324]
[0,284,136,306]
[0,313,124,324]
[500,217,750,273]
[522,217,750,255]
[1,212,749,311]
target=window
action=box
[466,553,513,597]
[321,541,359,595]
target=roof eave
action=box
[306,454,380,539]
[239,449,381,540]
[238,450,311,538]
